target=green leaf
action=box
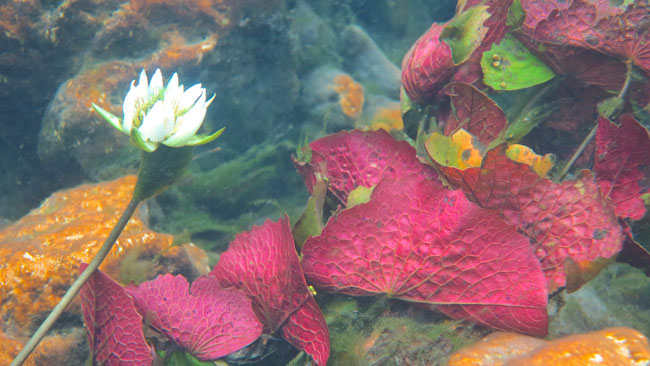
[481,34,555,90]
[92,103,125,133]
[184,127,226,146]
[292,178,327,252]
[440,5,490,65]
[506,0,525,28]
[597,96,624,119]
[346,185,375,208]
[424,130,485,169]
[130,129,158,152]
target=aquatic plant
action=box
[78,217,329,366]
[296,130,548,336]
[397,0,650,286]
[210,216,329,365]
[93,69,223,152]
[11,69,224,366]
[80,266,264,365]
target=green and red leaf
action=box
[427,142,624,292]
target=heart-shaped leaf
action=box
[302,175,548,336]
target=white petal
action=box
[149,69,164,97]
[138,100,176,142]
[178,84,204,112]
[163,99,207,147]
[137,69,148,91]
[164,73,180,101]
[122,80,138,133]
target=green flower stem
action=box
[12,142,194,366]
[134,145,194,201]
[10,197,141,366]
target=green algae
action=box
[151,139,307,251]
[320,295,486,366]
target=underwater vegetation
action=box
[3,0,650,365]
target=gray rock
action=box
[340,25,402,99]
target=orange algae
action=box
[0,328,85,366]
[448,327,650,366]
[332,74,365,118]
[0,176,174,330]
[369,107,404,132]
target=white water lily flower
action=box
[92,69,224,152]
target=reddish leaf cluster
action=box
[431,145,624,291]
[298,130,549,336]
[401,0,512,104]
[81,268,262,365]
[210,216,330,366]
[80,217,330,366]
[524,0,650,74]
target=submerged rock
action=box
[448,327,650,366]
[0,176,207,335]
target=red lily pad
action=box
[302,175,548,336]
[595,115,650,220]
[79,264,154,366]
[528,1,650,74]
[429,144,624,291]
[297,129,437,204]
[126,274,262,361]
[443,82,507,145]
[210,216,329,365]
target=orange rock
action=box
[332,74,365,118]
[447,327,650,366]
[0,328,85,366]
[447,332,546,366]
[0,175,174,332]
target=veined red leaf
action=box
[297,130,437,204]
[127,274,262,360]
[443,82,508,145]
[595,115,650,220]
[79,265,154,366]
[528,0,650,74]
[401,23,456,104]
[302,175,548,336]
[429,144,624,291]
[281,296,330,366]
[210,216,330,365]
